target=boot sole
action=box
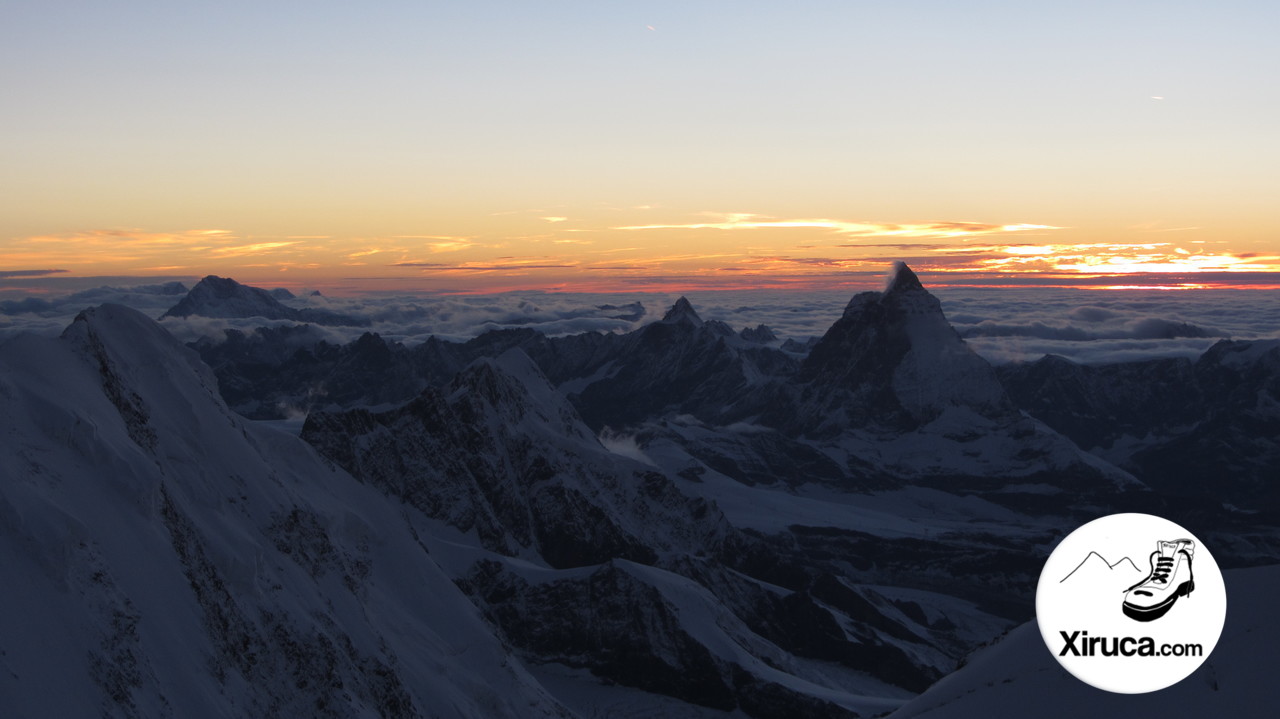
[1122,580,1194,622]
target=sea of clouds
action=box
[938,287,1280,365]
[2,278,1277,366]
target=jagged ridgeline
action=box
[2,264,1277,717]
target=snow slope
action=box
[0,304,566,718]
[888,565,1280,718]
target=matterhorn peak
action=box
[840,261,936,321]
[662,296,704,327]
[884,261,925,295]
[798,261,1015,429]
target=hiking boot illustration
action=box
[1122,539,1195,622]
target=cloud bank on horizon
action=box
[5,212,1279,295]
[2,274,1277,367]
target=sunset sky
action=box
[3,1,1278,293]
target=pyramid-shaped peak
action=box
[884,261,924,294]
[801,260,1016,428]
[195,274,236,290]
[662,296,704,326]
[161,275,295,321]
[188,275,268,300]
[839,262,933,320]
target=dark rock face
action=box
[461,560,740,711]
[63,307,161,452]
[789,262,1015,435]
[299,349,971,711]
[571,317,779,431]
[998,339,1280,510]
[193,327,429,418]
[192,324,624,420]
[194,296,802,430]
[301,351,730,567]
[597,301,647,322]
[998,354,1201,450]
[197,265,1130,498]
[740,324,778,343]
[460,559,888,719]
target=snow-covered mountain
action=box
[564,295,799,431]
[0,305,566,717]
[193,325,446,419]
[195,264,1135,493]
[301,348,734,566]
[162,275,366,326]
[614,264,1138,496]
[301,348,965,714]
[0,303,999,717]
[8,263,1278,717]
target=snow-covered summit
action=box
[65,302,204,370]
[0,304,569,718]
[59,303,229,454]
[161,275,365,326]
[452,348,595,443]
[162,275,297,320]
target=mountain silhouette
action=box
[1060,551,1143,583]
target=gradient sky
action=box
[3,1,1278,293]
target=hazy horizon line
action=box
[6,269,1280,298]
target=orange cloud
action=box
[209,241,302,257]
[614,213,1059,238]
[0,269,68,278]
[963,244,1280,275]
[6,212,1277,293]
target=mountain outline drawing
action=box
[1059,551,1143,584]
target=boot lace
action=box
[1148,556,1173,585]
[1125,553,1174,593]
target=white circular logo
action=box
[1036,513,1226,693]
